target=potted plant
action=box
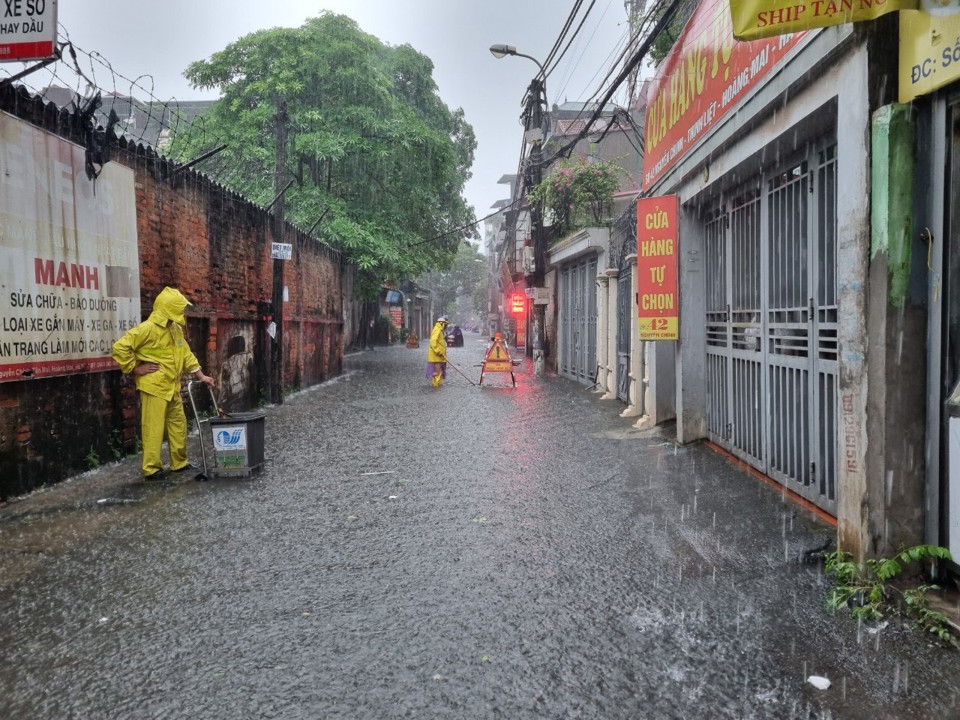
[528,157,625,238]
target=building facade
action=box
[904,9,960,565]
[641,2,921,558]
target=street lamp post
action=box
[489,44,544,72]
[490,43,549,377]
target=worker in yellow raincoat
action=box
[112,287,214,480]
[425,316,449,387]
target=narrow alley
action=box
[1,340,959,719]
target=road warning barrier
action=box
[480,333,516,387]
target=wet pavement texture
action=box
[2,338,960,719]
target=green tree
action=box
[472,278,488,320]
[169,13,477,298]
[423,242,486,319]
[649,0,699,66]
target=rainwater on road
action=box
[2,338,959,719]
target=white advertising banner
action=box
[0,111,140,382]
[0,0,58,61]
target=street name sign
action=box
[271,242,292,260]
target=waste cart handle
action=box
[186,380,216,481]
[187,379,225,418]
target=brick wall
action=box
[0,85,355,499]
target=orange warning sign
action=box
[480,334,516,386]
[483,336,513,372]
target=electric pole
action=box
[489,44,549,375]
[524,79,547,376]
[271,96,288,405]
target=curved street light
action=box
[488,44,544,74]
[489,43,549,133]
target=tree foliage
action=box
[649,0,699,66]
[423,242,486,320]
[169,13,477,298]
[472,280,488,320]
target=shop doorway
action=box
[559,256,598,384]
[704,139,838,515]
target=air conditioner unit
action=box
[522,246,536,274]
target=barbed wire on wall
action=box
[0,24,268,198]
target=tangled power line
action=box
[0,24,282,204]
[536,0,689,167]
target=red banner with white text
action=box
[642,0,805,190]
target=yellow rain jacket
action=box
[112,287,201,400]
[427,321,448,363]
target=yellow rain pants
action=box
[139,392,189,476]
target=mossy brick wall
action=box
[0,85,351,499]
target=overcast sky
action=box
[8,0,635,230]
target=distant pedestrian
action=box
[425,316,449,387]
[111,286,214,480]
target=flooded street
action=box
[2,339,959,719]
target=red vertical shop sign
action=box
[510,293,527,347]
[389,307,402,328]
[636,196,679,341]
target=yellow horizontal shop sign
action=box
[899,10,960,102]
[639,317,679,341]
[730,0,915,40]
